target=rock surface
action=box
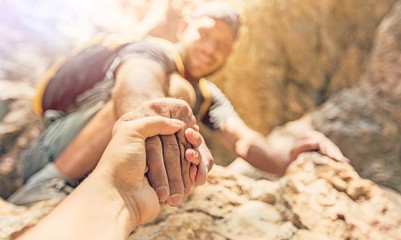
[1,154,400,240]
[212,0,397,133]
[306,1,401,192]
[0,81,43,198]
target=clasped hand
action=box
[112,98,212,207]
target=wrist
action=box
[89,169,141,231]
[115,184,143,228]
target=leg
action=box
[19,105,89,180]
[9,101,115,205]
[54,101,115,181]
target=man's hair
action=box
[189,1,240,39]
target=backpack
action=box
[32,33,133,115]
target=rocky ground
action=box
[1,154,401,239]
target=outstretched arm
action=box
[17,115,185,240]
[218,116,348,177]
[113,58,168,117]
[219,117,289,176]
[113,61,211,205]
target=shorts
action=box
[20,102,104,183]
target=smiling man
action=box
[9,1,348,206]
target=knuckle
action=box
[165,157,181,169]
[145,136,161,148]
[150,176,166,185]
[163,143,180,153]
[190,115,196,124]
[194,149,201,159]
[173,101,191,115]
[150,102,170,117]
[175,98,189,108]
[179,139,191,149]
[148,174,167,186]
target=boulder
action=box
[212,0,397,133]
[0,81,43,198]
[309,1,401,192]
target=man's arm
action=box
[113,58,168,117]
[218,116,348,177]
[112,59,208,205]
[218,116,289,176]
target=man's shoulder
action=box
[122,37,175,53]
[120,37,182,75]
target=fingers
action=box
[185,148,202,165]
[323,143,350,163]
[189,165,197,183]
[290,134,350,164]
[289,138,320,162]
[146,136,170,203]
[341,156,351,163]
[113,115,183,139]
[159,98,195,198]
[188,142,210,186]
[184,128,202,148]
[160,134,185,206]
[178,137,193,197]
[114,100,200,206]
[194,161,207,185]
[198,141,214,171]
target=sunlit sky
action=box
[1,0,170,44]
[0,0,173,81]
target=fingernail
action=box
[192,131,200,140]
[156,186,169,202]
[188,149,197,159]
[167,194,182,206]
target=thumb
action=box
[289,140,319,162]
[114,116,184,140]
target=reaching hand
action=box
[289,131,350,163]
[96,115,185,225]
[16,115,187,240]
[119,98,212,206]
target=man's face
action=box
[179,17,236,79]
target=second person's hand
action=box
[120,98,213,206]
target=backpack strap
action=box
[32,61,64,115]
[171,46,185,77]
[149,37,185,77]
[198,78,212,120]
